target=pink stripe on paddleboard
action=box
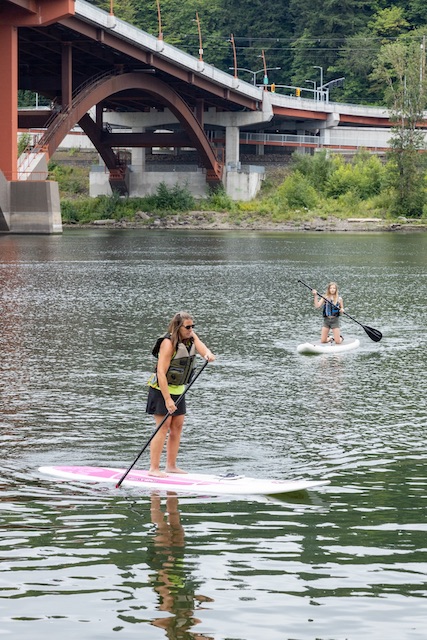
[55,466,217,487]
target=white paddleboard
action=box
[297,337,360,355]
[39,465,330,496]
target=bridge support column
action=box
[129,127,146,194]
[225,126,240,169]
[131,127,146,171]
[318,112,340,146]
[0,24,18,181]
[295,130,311,154]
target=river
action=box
[1,229,426,640]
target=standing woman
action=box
[146,311,215,477]
[312,282,344,344]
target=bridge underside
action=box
[0,0,403,233]
[33,71,224,195]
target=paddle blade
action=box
[363,325,382,342]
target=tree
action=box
[226,0,293,84]
[289,0,376,87]
[372,37,427,216]
[334,7,410,104]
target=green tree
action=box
[289,0,376,88]
[373,37,427,216]
[334,7,410,104]
[226,0,293,85]
[144,0,230,69]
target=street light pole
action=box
[195,12,203,62]
[313,65,323,100]
[261,49,268,90]
[156,0,163,40]
[229,66,280,86]
[305,79,316,98]
[230,33,238,79]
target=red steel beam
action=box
[42,72,223,181]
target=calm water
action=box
[1,229,426,640]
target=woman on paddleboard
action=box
[312,282,344,344]
[146,311,215,477]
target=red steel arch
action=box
[42,72,223,183]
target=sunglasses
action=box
[183,324,195,329]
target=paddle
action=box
[115,359,209,488]
[298,279,382,342]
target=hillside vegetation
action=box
[84,0,427,106]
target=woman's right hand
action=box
[166,399,177,414]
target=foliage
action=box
[59,181,195,223]
[18,133,32,157]
[80,0,427,106]
[274,170,318,209]
[202,185,236,211]
[324,153,385,200]
[48,161,89,197]
[372,38,427,217]
[150,181,195,211]
[291,151,335,193]
[17,90,50,108]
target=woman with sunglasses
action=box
[312,282,344,344]
[146,311,215,477]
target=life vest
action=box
[323,297,341,317]
[151,333,196,386]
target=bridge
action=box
[0,0,409,233]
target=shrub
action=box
[18,132,32,157]
[275,171,318,209]
[204,185,235,211]
[292,150,335,193]
[152,181,195,211]
[325,154,385,200]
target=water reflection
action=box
[148,493,214,640]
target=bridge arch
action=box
[42,72,223,184]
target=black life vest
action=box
[151,333,196,386]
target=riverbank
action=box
[65,211,427,232]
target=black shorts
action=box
[145,386,186,416]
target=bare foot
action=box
[165,467,188,474]
[148,469,168,477]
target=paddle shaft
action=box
[115,359,209,488]
[298,279,382,342]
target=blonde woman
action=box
[312,282,344,344]
[146,311,215,477]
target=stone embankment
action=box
[77,212,427,232]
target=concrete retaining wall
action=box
[90,165,209,199]
[225,168,265,201]
[0,171,10,231]
[8,181,62,234]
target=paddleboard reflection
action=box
[147,493,214,639]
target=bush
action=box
[18,132,32,157]
[292,150,335,193]
[203,185,235,211]
[48,162,89,196]
[325,153,385,200]
[274,170,318,209]
[152,181,195,211]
